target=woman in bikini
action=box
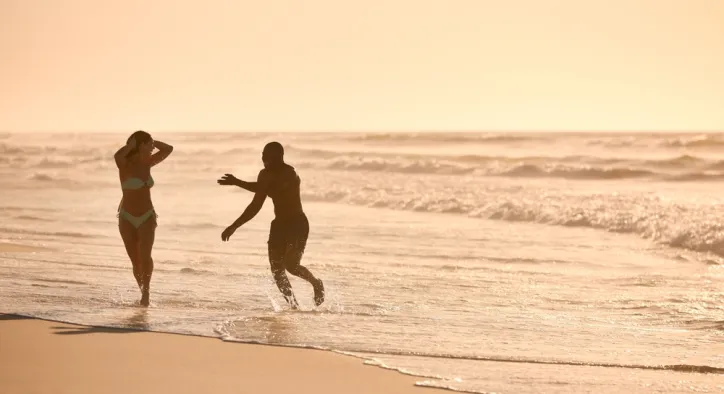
[114,130,173,306]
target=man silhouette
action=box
[218,142,324,308]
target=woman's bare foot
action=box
[313,279,325,306]
[140,291,150,307]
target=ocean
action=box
[1,131,723,393]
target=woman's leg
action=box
[137,217,156,306]
[118,219,142,290]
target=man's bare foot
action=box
[313,279,325,306]
[284,294,299,310]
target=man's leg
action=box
[283,217,324,306]
[283,246,318,284]
[268,230,298,308]
[284,247,324,307]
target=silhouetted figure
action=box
[114,130,173,306]
[218,142,324,308]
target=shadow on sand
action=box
[52,309,150,335]
[0,313,33,321]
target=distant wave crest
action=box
[293,154,724,182]
[346,132,535,144]
[659,135,724,149]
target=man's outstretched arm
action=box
[218,174,258,193]
[221,171,271,241]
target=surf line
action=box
[338,349,724,375]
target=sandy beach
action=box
[0,313,445,394]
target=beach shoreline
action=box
[0,313,449,394]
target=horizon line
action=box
[2,129,723,134]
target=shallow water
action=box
[1,132,723,393]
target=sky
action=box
[1,0,723,132]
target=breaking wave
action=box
[303,187,724,260]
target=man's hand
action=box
[221,225,237,242]
[218,174,240,186]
